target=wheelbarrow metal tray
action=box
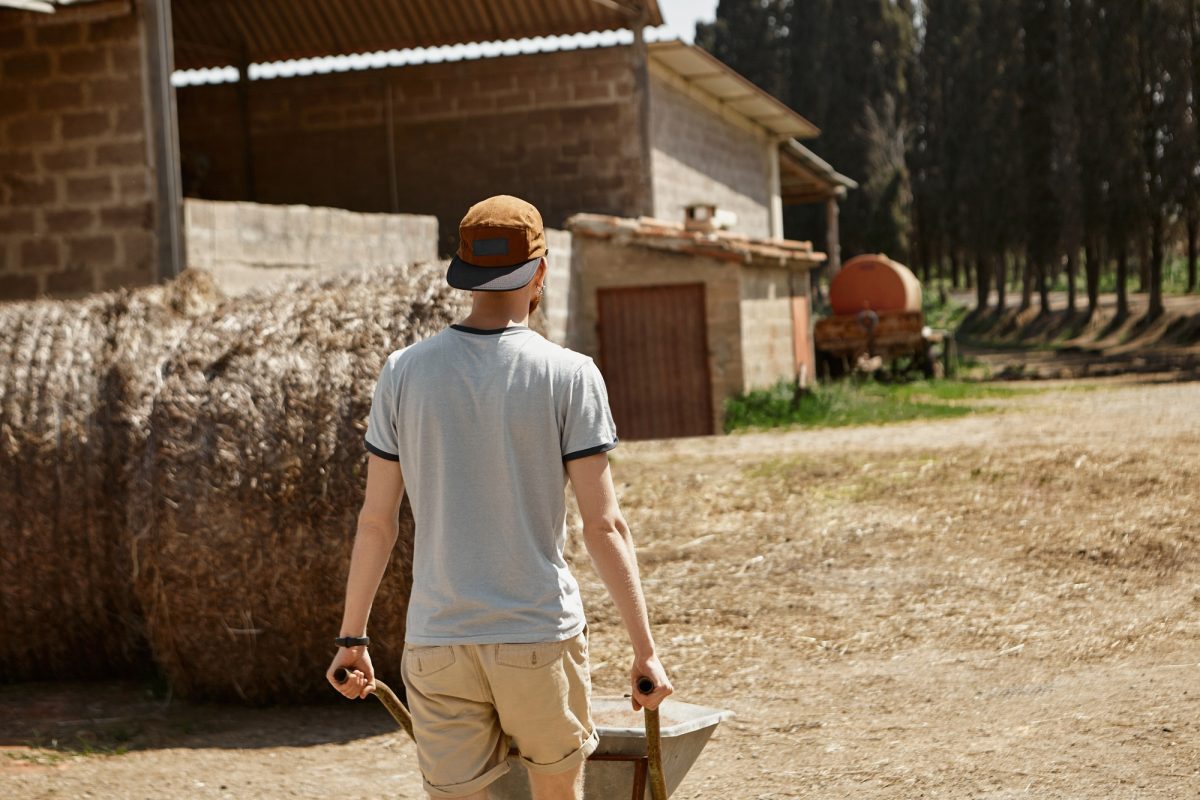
[490,696,733,800]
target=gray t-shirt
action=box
[364,323,618,645]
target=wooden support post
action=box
[630,4,655,218]
[385,81,399,213]
[767,141,784,238]
[236,48,257,202]
[825,195,842,277]
[140,0,184,281]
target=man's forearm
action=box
[583,520,656,660]
[338,515,399,636]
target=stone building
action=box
[175,40,845,255]
[566,214,824,439]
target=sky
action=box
[172,0,721,86]
[658,0,719,43]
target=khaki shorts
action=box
[401,628,597,798]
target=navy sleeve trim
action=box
[562,438,619,462]
[365,438,400,462]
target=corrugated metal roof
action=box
[172,0,663,70]
[647,40,820,141]
[0,0,114,14]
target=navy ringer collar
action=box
[450,324,530,336]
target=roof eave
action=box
[647,40,820,141]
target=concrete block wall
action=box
[648,75,774,239]
[0,2,158,301]
[739,266,799,391]
[183,199,438,295]
[177,46,645,255]
[568,236,743,435]
[542,228,572,345]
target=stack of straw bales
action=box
[0,271,222,680]
[128,265,467,702]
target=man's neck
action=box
[459,295,529,330]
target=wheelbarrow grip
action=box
[637,676,669,800]
[333,667,416,742]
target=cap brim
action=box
[446,255,542,292]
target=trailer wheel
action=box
[920,346,936,379]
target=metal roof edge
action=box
[781,139,858,190]
[647,40,820,140]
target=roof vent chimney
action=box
[685,203,737,232]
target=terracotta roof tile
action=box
[566,214,826,270]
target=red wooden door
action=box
[596,283,713,440]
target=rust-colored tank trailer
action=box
[814,255,949,379]
[829,255,922,315]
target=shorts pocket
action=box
[495,640,565,670]
[405,645,456,677]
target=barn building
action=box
[1,0,853,298]
[1,0,857,436]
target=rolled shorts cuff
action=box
[520,726,600,775]
[422,759,511,798]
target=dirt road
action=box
[4,378,1198,799]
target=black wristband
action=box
[334,635,369,648]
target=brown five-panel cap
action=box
[446,195,547,291]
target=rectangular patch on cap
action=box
[472,237,510,257]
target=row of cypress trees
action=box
[697,0,1200,318]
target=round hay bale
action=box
[129,264,468,703]
[0,271,222,681]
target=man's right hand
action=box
[327,646,376,700]
[631,654,673,711]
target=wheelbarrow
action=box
[335,671,731,799]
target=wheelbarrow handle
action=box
[333,667,416,742]
[637,676,669,800]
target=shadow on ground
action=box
[0,679,398,752]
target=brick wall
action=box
[183,199,438,295]
[0,2,158,301]
[177,46,644,255]
[648,74,774,238]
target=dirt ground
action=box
[3,376,1199,799]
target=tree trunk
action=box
[1188,210,1198,294]
[950,249,961,289]
[994,251,1007,309]
[1116,245,1130,320]
[1038,257,1051,314]
[1138,236,1151,293]
[975,255,991,310]
[1084,241,1100,317]
[1020,254,1034,311]
[1066,250,1078,314]
[1149,215,1165,319]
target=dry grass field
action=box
[3,376,1198,799]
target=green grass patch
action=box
[922,290,970,330]
[724,379,1032,433]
